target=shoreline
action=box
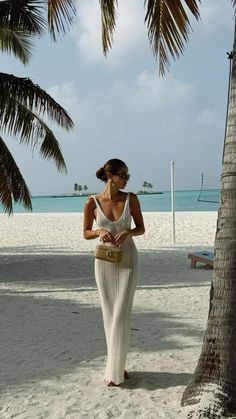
[30,188,219,198]
[0,209,218,215]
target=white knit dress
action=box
[93,193,138,385]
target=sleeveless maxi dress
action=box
[93,193,138,385]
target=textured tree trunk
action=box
[181,20,236,419]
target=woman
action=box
[83,158,145,386]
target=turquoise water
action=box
[0,190,220,213]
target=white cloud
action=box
[123,71,196,113]
[47,72,197,126]
[72,0,102,62]
[72,0,147,64]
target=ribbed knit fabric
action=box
[93,193,138,385]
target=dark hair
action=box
[96,158,127,182]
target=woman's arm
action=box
[128,193,145,236]
[114,193,145,246]
[83,197,100,240]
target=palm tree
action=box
[84,185,88,194]
[74,183,78,193]
[0,0,76,214]
[100,1,236,417]
[78,185,83,195]
[147,182,153,192]
[142,181,148,193]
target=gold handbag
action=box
[94,244,123,263]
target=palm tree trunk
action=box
[181,19,236,418]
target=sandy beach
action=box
[0,211,217,419]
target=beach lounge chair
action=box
[188,251,214,268]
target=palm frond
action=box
[0,73,74,130]
[99,0,117,55]
[40,129,67,172]
[0,25,33,64]
[0,136,32,214]
[47,0,76,41]
[0,0,45,36]
[144,0,201,75]
[0,93,67,173]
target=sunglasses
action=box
[115,172,131,181]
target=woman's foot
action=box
[107,381,120,387]
[106,371,129,386]
[124,370,130,379]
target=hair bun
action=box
[96,167,106,181]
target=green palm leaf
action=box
[47,0,76,40]
[0,80,68,173]
[144,0,201,75]
[99,0,117,55]
[0,73,74,131]
[0,1,75,214]
[0,24,33,64]
[0,0,45,35]
[0,136,32,214]
[39,129,67,173]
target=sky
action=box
[1,0,234,195]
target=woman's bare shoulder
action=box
[84,196,96,209]
[129,192,141,209]
[129,192,139,201]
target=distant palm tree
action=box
[84,185,88,194]
[147,182,153,192]
[142,181,148,192]
[78,185,83,195]
[0,0,76,214]
[142,181,153,193]
[74,183,78,193]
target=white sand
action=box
[0,211,217,419]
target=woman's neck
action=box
[102,182,120,201]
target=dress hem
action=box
[104,376,124,386]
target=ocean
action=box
[0,189,220,213]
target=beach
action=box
[0,211,217,419]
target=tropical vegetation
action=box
[74,183,78,193]
[142,181,153,193]
[0,0,76,214]
[74,183,88,195]
[99,0,236,417]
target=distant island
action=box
[50,193,93,198]
[48,191,164,198]
[137,191,163,195]
[138,181,163,195]
[46,181,164,198]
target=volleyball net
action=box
[197,173,220,203]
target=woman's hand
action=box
[114,229,131,247]
[99,229,115,244]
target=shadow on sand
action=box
[120,371,192,390]
[0,246,211,392]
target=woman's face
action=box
[111,165,130,189]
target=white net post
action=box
[171,161,176,244]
